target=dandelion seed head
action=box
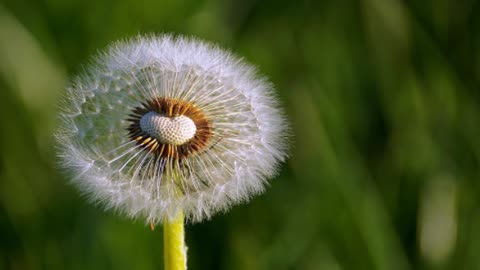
[56,34,290,224]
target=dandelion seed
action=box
[56,34,289,225]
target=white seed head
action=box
[55,34,290,224]
[139,112,196,145]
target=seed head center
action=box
[139,111,196,145]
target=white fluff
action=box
[56,34,289,224]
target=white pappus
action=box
[56,34,289,224]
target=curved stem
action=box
[164,210,187,270]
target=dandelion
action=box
[56,34,289,269]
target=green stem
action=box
[164,210,186,270]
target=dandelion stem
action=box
[164,210,186,270]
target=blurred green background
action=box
[1,0,480,269]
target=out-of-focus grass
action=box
[1,0,479,269]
